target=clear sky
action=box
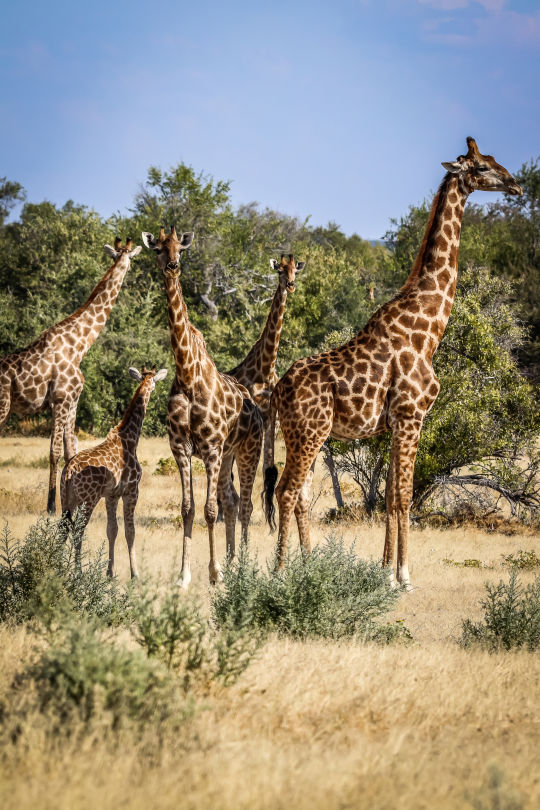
[1,0,539,238]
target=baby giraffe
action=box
[61,366,168,578]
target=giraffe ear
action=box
[104,244,119,259]
[270,259,279,271]
[128,367,143,381]
[141,232,158,250]
[179,232,194,250]
[129,245,142,258]
[154,368,168,383]
[296,261,305,272]
[442,161,463,174]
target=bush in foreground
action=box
[212,536,407,642]
[460,571,540,651]
[0,514,128,625]
[129,574,262,689]
[3,615,186,744]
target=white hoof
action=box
[209,565,223,586]
[178,570,191,590]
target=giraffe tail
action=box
[262,394,278,532]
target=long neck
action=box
[232,281,288,385]
[66,255,130,349]
[164,272,204,387]
[117,382,151,445]
[401,173,469,343]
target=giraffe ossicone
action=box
[263,137,522,588]
[61,365,168,579]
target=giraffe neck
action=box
[400,173,469,342]
[233,281,288,385]
[163,273,205,387]
[117,382,151,446]
[65,255,130,351]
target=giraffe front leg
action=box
[203,447,224,585]
[236,412,263,548]
[383,422,421,590]
[48,402,70,514]
[122,490,139,579]
[171,444,194,589]
[63,396,80,462]
[106,496,120,578]
[218,454,239,561]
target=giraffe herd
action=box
[0,138,523,589]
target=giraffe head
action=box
[128,365,168,392]
[104,236,143,262]
[141,226,194,276]
[441,137,522,196]
[269,254,306,293]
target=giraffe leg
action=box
[0,381,12,431]
[48,401,71,514]
[106,496,120,578]
[72,499,96,571]
[218,453,239,561]
[63,398,79,462]
[276,444,323,571]
[235,445,258,548]
[203,447,224,585]
[170,442,195,589]
[383,422,421,590]
[122,490,139,579]
[294,460,316,557]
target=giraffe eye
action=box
[476,167,490,173]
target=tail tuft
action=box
[262,465,278,532]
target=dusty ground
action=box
[0,435,539,809]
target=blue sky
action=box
[1,0,539,238]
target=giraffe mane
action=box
[399,174,451,293]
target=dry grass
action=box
[0,435,539,809]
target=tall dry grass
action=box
[0,435,539,809]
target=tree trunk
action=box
[322,443,344,509]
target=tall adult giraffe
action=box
[225,253,304,499]
[0,237,141,513]
[142,226,263,588]
[263,138,522,587]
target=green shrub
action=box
[212,537,405,641]
[460,571,540,651]
[501,549,540,570]
[129,574,262,689]
[154,457,178,476]
[4,615,186,742]
[0,514,128,625]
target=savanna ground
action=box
[0,435,539,810]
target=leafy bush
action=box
[501,549,540,570]
[212,537,405,641]
[460,571,540,651]
[129,575,261,689]
[3,615,186,743]
[0,514,128,625]
[154,457,178,476]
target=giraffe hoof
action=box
[177,573,191,590]
[209,567,224,586]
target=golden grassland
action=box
[0,435,539,810]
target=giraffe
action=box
[61,365,168,578]
[224,253,305,509]
[263,137,522,587]
[142,226,263,588]
[0,237,141,514]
